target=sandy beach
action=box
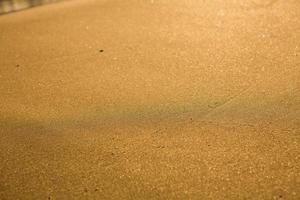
[0,0,299,199]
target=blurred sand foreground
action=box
[0,0,299,199]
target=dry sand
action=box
[0,0,299,199]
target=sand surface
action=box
[0,0,299,199]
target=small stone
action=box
[99,49,104,53]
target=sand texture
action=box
[0,0,299,199]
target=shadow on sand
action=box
[0,0,61,14]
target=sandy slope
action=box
[0,0,299,199]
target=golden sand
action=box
[0,0,299,199]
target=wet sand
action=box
[0,0,299,199]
